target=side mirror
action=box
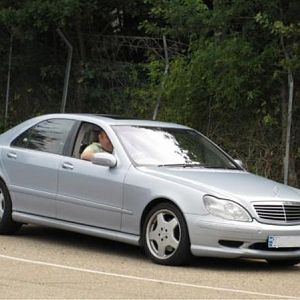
[91,152,117,168]
[234,159,245,170]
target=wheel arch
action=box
[0,176,7,186]
[0,176,15,211]
[0,174,21,234]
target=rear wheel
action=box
[142,202,191,266]
[0,180,21,234]
[266,259,300,267]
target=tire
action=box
[0,180,21,234]
[266,259,300,267]
[142,202,191,266]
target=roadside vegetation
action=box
[0,0,299,187]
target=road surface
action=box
[0,225,299,299]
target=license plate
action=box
[268,236,300,248]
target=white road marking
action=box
[0,254,298,299]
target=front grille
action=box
[253,202,300,224]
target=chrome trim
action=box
[253,201,300,225]
[56,193,133,215]
[9,185,133,215]
[9,185,57,201]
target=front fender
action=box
[121,165,207,235]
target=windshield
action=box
[113,126,238,169]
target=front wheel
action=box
[0,180,21,234]
[142,203,191,266]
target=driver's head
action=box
[98,130,113,153]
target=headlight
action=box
[203,195,252,222]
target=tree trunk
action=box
[5,32,13,129]
[75,16,87,112]
[153,35,169,120]
[283,67,294,185]
[76,17,86,62]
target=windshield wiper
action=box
[204,165,237,169]
[158,163,205,168]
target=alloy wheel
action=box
[146,209,181,260]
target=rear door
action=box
[1,118,76,217]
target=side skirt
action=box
[12,212,140,246]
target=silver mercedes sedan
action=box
[0,114,300,266]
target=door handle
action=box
[7,152,17,159]
[62,162,74,170]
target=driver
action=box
[81,129,113,161]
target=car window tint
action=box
[11,119,75,155]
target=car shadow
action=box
[16,224,299,272]
[189,256,299,272]
[17,224,145,260]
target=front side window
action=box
[72,122,104,159]
[12,119,75,155]
[114,125,238,169]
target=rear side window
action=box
[11,119,75,155]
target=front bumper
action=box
[186,214,300,259]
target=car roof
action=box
[0,113,191,144]
[38,113,190,129]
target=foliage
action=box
[134,0,300,186]
[0,0,299,186]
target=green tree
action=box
[135,0,300,186]
[0,0,299,187]
[0,0,150,122]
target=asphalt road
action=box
[0,224,299,299]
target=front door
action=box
[56,122,125,230]
[56,157,125,230]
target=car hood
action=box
[138,166,300,203]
